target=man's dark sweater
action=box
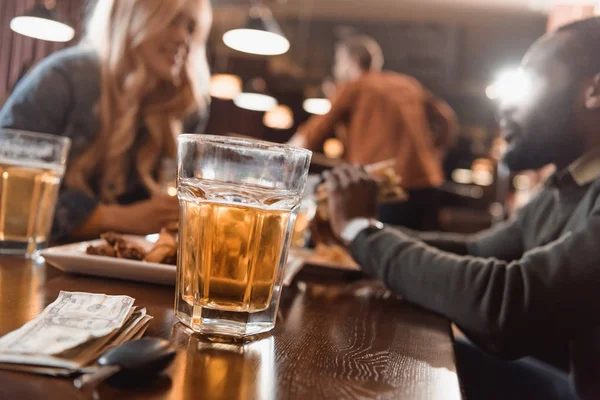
[350,150,600,399]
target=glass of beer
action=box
[0,129,71,257]
[175,135,311,338]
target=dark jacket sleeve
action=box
[389,214,523,259]
[351,203,600,360]
[0,56,99,241]
[389,227,471,255]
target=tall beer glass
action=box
[175,135,311,337]
[0,129,70,257]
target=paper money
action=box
[0,291,152,375]
[0,291,135,355]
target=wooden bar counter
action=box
[0,257,462,399]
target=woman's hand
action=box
[71,195,179,239]
[105,195,180,235]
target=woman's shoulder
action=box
[34,46,100,78]
[28,46,102,113]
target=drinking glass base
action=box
[175,301,277,339]
[0,240,46,258]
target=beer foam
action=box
[0,157,65,175]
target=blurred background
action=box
[1,0,597,233]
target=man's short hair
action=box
[337,35,384,71]
[555,17,600,78]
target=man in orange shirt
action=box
[289,35,458,230]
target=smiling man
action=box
[323,17,600,400]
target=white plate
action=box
[40,235,176,286]
[41,235,306,287]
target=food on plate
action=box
[98,232,145,260]
[145,231,177,265]
[85,243,116,258]
[86,230,177,265]
[314,243,356,267]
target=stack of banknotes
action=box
[0,291,152,376]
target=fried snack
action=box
[85,244,116,257]
[114,239,146,261]
[100,232,123,247]
[144,231,177,265]
[98,232,146,260]
[89,231,179,265]
[145,245,177,265]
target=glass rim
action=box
[178,134,312,157]
[0,128,71,147]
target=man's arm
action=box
[388,226,471,255]
[326,165,598,359]
[351,217,600,358]
[287,83,355,150]
[392,215,524,260]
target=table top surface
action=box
[0,256,462,400]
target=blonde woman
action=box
[0,0,212,240]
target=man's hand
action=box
[325,165,379,242]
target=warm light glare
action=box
[472,170,494,186]
[223,29,290,56]
[234,93,277,112]
[167,186,178,197]
[303,98,332,115]
[10,16,74,42]
[451,169,473,185]
[263,105,294,130]
[209,74,242,100]
[323,138,344,159]
[486,68,533,104]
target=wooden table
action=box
[0,257,462,400]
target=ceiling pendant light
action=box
[234,78,278,112]
[303,84,332,115]
[263,105,294,130]
[209,74,243,100]
[303,98,332,115]
[223,5,290,56]
[10,1,75,43]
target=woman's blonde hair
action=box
[66,0,212,202]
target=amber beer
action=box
[175,135,310,337]
[0,161,62,252]
[178,179,292,313]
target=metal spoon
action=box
[74,337,176,390]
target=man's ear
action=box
[584,72,600,110]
